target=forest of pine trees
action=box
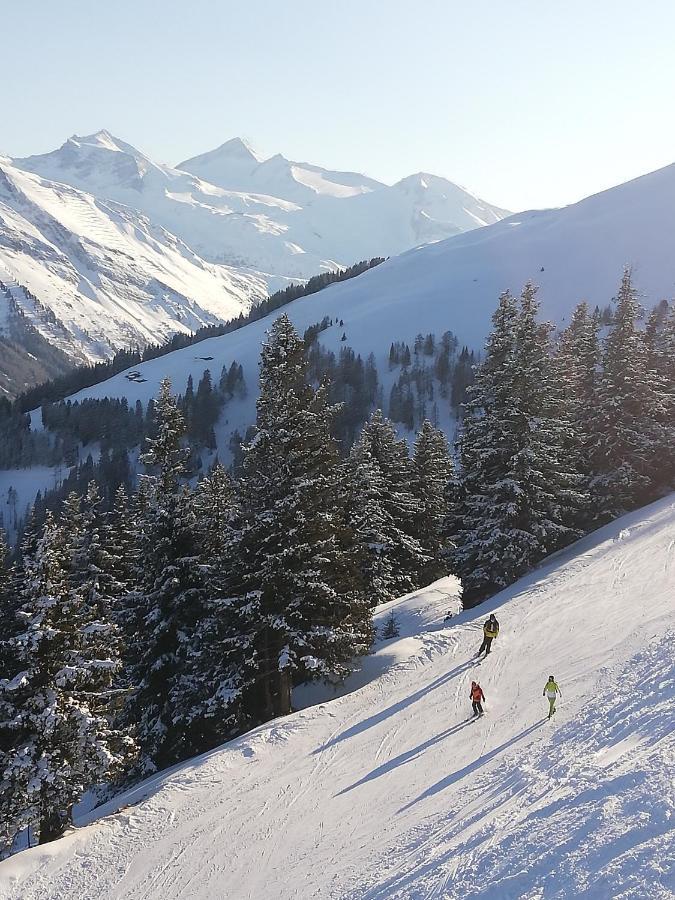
[0,315,455,853]
[1,270,673,854]
[452,271,674,602]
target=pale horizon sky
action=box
[3,0,675,212]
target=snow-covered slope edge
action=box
[2,495,673,900]
[0,160,276,365]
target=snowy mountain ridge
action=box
[178,135,384,200]
[14,130,508,279]
[0,130,508,389]
[27,154,675,453]
[0,160,271,369]
[2,493,673,899]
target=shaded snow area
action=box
[1,496,674,900]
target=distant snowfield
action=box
[3,495,673,900]
[3,131,675,386]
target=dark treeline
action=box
[16,258,385,412]
[304,325,473,448]
[1,270,673,854]
[2,316,472,484]
[387,333,477,429]
[0,362,245,472]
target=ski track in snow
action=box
[1,496,674,900]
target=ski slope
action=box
[2,495,674,900]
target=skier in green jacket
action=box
[543,676,561,719]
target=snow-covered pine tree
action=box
[0,528,13,674]
[453,290,521,603]
[73,483,127,618]
[344,435,400,604]
[380,610,400,639]
[510,283,588,546]
[591,270,669,517]
[643,301,675,493]
[663,303,675,486]
[0,508,132,850]
[105,485,138,594]
[346,411,430,602]
[556,302,601,488]
[124,379,207,771]
[240,315,373,720]
[0,525,32,856]
[411,420,454,582]
[181,465,253,749]
[0,528,9,594]
[454,285,586,604]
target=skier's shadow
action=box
[314,657,477,755]
[336,716,477,795]
[398,720,545,812]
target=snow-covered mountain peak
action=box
[397,172,434,189]
[183,136,263,166]
[394,171,474,201]
[15,130,173,193]
[67,129,127,153]
[178,139,384,202]
[1,130,512,386]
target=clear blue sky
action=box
[3,0,675,211]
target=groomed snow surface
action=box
[2,496,674,900]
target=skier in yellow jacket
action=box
[543,676,562,719]
[477,613,499,657]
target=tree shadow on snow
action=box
[397,720,545,812]
[313,657,477,755]
[336,717,479,795]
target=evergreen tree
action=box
[411,420,454,582]
[0,510,132,850]
[183,465,253,748]
[451,347,476,412]
[344,437,401,604]
[124,379,206,771]
[0,527,11,633]
[347,410,429,600]
[555,302,600,526]
[591,270,668,516]
[454,285,586,604]
[240,316,373,719]
[643,301,675,492]
[192,370,219,449]
[380,610,400,639]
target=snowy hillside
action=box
[0,160,272,364]
[13,131,508,280]
[0,131,507,389]
[2,494,673,899]
[36,156,675,462]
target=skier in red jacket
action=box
[470,681,485,717]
